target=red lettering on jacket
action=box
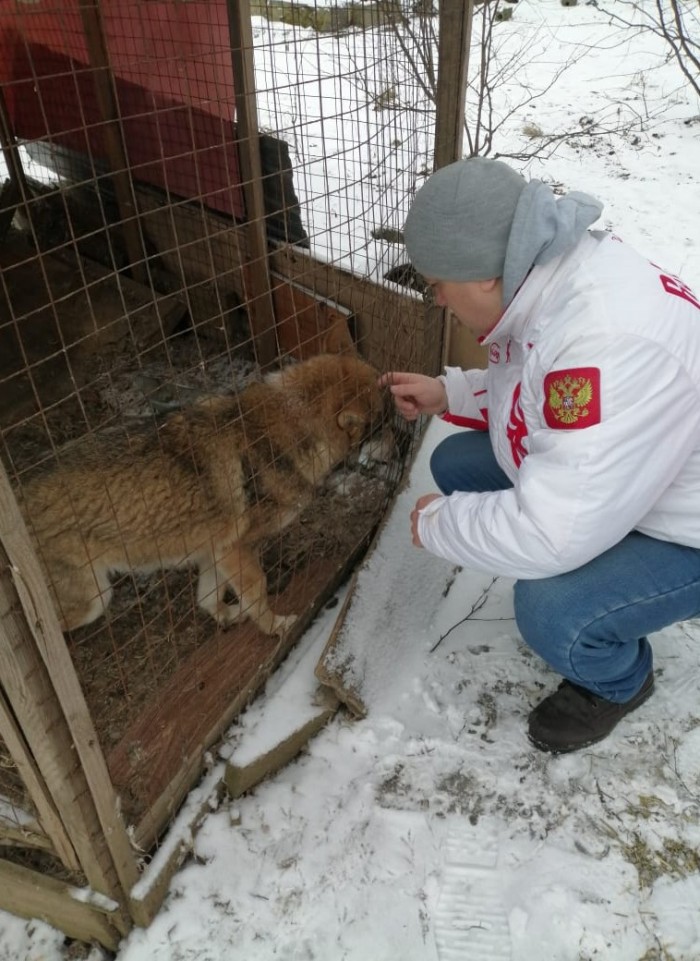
[506,383,528,468]
[660,274,700,311]
[489,340,514,365]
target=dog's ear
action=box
[337,409,366,440]
[321,316,356,356]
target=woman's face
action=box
[424,276,504,338]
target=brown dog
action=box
[21,352,384,636]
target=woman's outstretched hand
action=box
[378,372,447,422]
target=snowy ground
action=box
[2,0,700,959]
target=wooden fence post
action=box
[78,0,149,284]
[0,461,139,903]
[434,0,474,168]
[226,0,281,369]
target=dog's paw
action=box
[215,601,244,629]
[265,613,298,637]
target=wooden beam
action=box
[115,542,374,850]
[0,687,80,870]
[270,244,444,376]
[0,544,132,925]
[78,0,148,284]
[434,0,474,168]
[0,461,139,904]
[226,0,280,369]
[127,767,225,928]
[225,689,339,799]
[0,858,123,950]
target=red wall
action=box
[0,1,245,218]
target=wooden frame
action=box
[0,859,124,949]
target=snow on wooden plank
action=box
[222,594,345,798]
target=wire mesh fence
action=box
[0,0,446,941]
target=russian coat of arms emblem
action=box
[543,367,601,429]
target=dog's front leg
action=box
[196,553,242,627]
[44,542,114,631]
[215,541,297,637]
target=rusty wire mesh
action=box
[0,0,437,856]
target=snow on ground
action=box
[2,0,700,959]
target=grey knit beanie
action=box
[403,158,526,286]
[404,158,603,305]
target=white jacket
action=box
[418,231,700,578]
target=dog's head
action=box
[333,354,384,447]
[267,352,384,452]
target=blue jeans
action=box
[430,430,700,703]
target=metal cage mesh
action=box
[0,0,439,866]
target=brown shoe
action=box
[528,671,654,754]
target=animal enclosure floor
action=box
[0,235,186,433]
[69,471,392,836]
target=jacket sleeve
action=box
[439,366,489,430]
[418,332,700,578]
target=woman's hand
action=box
[410,493,442,547]
[378,372,447,422]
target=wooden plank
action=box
[225,689,339,799]
[112,539,374,850]
[0,857,122,950]
[0,817,54,855]
[136,188,246,286]
[0,542,124,900]
[226,0,279,368]
[0,687,80,870]
[270,273,354,359]
[314,563,373,717]
[270,244,444,376]
[315,422,454,726]
[0,461,139,903]
[128,839,187,929]
[127,765,225,928]
[434,0,474,169]
[182,271,354,355]
[222,599,346,798]
[0,786,54,854]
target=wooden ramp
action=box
[105,530,376,851]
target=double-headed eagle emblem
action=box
[546,373,595,426]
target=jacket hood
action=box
[502,181,603,306]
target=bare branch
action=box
[429,576,500,652]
